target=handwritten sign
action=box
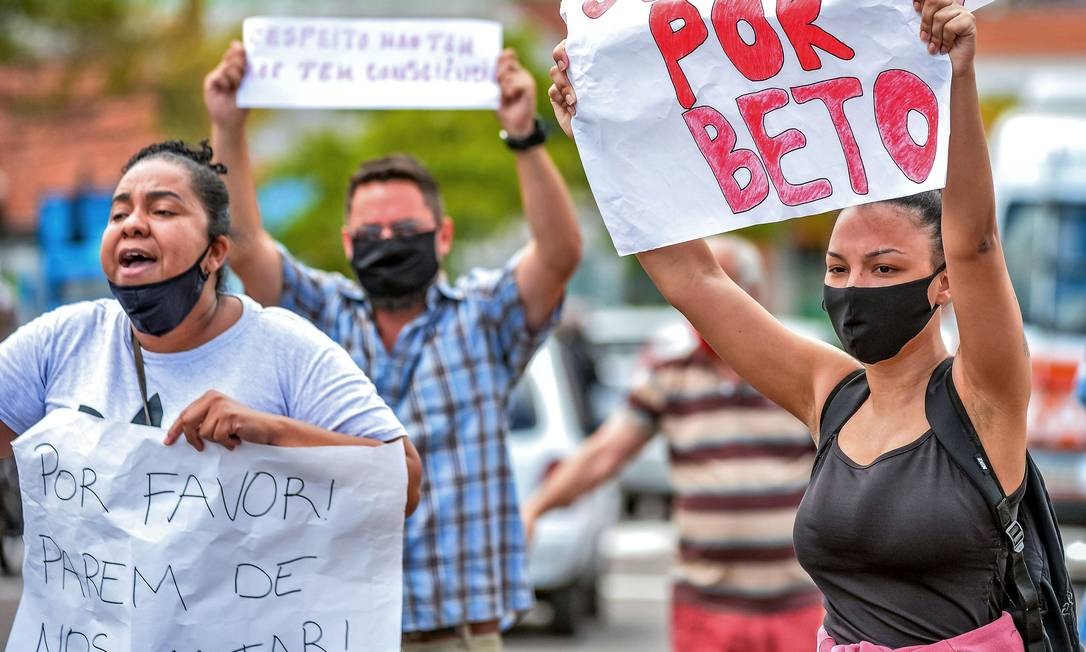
[566,0,995,255]
[237,17,503,110]
[7,409,407,651]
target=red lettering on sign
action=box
[683,106,771,214]
[737,88,832,206]
[874,69,939,184]
[650,0,710,109]
[583,0,619,19]
[776,0,855,71]
[711,0,785,82]
[792,77,868,195]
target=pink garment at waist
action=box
[817,612,1024,652]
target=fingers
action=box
[207,41,248,93]
[942,12,976,52]
[181,419,205,452]
[497,47,520,76]
[210,419,239,451]
[548,62,576,113]
[496,51,531,97]
[166,392,252,452]
[552,40,569,74]
[163,423,183,446]
[918,0,969,55]
[930,4,956,54]
[168,392,217,452]
[919,0,945,48]
[548,83,574,119]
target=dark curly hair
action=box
[122,140,231,292]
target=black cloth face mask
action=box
[108,244,212,337]
[822,264,946,365]
[351,230,439,301]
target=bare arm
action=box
[272,426,421,516]
[636,242,858,433]
[546,44,855,432]
[521,413,650,539]
[920,1,1029,487]
[165,392,422,515]
[498,49,583,331]
[0,420,14,459]
[205,42,284,307]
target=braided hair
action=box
[122,140,232,292]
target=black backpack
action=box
[816,358,1081,651]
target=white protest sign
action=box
[7,409,407,652]
[237,17,503,110]
[566,0,996,255]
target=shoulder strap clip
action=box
[1006,519,1026,554]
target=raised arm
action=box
[636,242,857,431]
[547,43,856,432]
[498,49,582,331]
[205,42,284,307]
[164,391,422,515]
[521,412,650,541]
[920,1,1030,477]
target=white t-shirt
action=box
[0,294,407,442]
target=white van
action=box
[991,88,1086,579]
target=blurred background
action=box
[1,0,1085,649]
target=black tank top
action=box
[793,360,1024,647]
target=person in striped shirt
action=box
[521,237,821,652]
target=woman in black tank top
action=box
[543,0,1036,648]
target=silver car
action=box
[507,337,621,635]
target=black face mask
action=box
[109,245,212,337]
[351,231,439,302]
[822,264,946,365]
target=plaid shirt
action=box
[277,245,552,632]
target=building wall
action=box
[0,68,161,235]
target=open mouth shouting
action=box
[116,245,160,282]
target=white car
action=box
[507,337,621,635]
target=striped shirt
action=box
[277,245,552,632]
[626,344,821,613]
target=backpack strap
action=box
[925,358,1045,652]
[815,368,868,466]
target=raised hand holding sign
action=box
[561,0,996,254]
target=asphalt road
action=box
[507,521,673,651]
[0,522,674,651]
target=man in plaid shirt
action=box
[205,44,582,650]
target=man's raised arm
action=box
[498,49,582,332]
[205,41,284,307]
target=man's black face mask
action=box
[822,264,946,365]
[351,231,440,303]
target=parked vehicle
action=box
[990,82,1086,584]
[507,336,621,635]
[580,306,685,515]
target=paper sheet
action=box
[7,409,407,651]
[565,0,996,254]
[237,17,503,110]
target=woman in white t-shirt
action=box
[0,140,421,513]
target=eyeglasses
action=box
[352,219,429,243]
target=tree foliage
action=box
[0,0,231,141]
[270,32,589,275]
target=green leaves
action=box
[270,31,588,275]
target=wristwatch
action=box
[500,117,547,151]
